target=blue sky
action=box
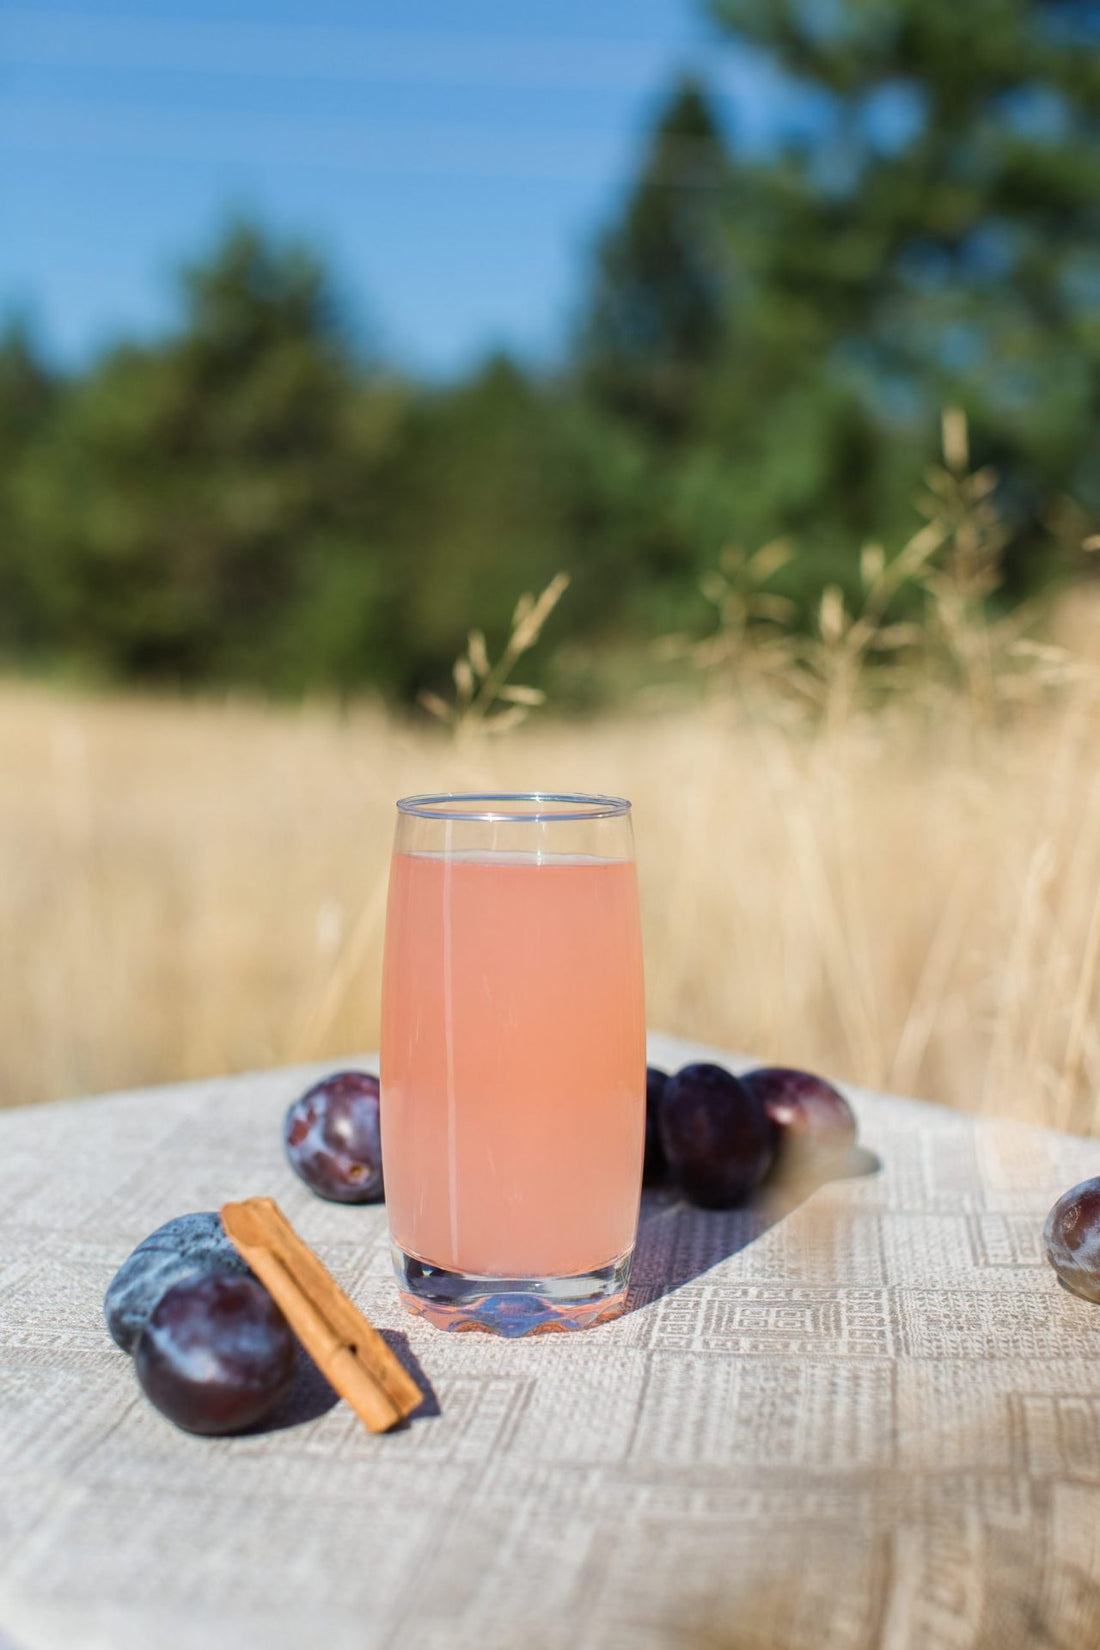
[0,0,799,375]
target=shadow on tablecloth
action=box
[626,1145,880,1313]
[257,1329,440,1432]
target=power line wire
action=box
[0,8,771,101]
[0,8,742,93]
[0,95,735,186]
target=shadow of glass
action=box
[625,1145,882,1314]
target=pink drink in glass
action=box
[380,795,646,1333]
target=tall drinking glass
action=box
[380,793,646,1335]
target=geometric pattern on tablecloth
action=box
[1,1033,1100,1650]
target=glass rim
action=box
[396,791,632,823]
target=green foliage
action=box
[5,228,414,690]
[0,0,1097,701]
[703,0,1100,572]
[0,322,57,655]
[579,78,731,439]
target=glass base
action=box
[392,1243,632,1336]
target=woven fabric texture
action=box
[1,1033,1099,1650]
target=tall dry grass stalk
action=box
[2,594,1100,1128]
[418,571,570,739]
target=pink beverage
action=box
[380,795,646,1334]
[383,853,645,1275]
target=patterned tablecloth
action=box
[1,1033,1099,1650]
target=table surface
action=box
[2,1033,1100,1650]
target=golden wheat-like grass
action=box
[3,593,1100,1130]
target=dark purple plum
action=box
[644,1067,669,1186]
[659,1063,774,1209]
[1044,1178,1100,1303]
[104,1211,251,1353]
[742,1066,857,1176]
[284,1071,383,1203]
[134,1274,296,1435]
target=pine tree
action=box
[706,0,1100,566]
[578,78,731,440]
[12,224,391,687]
[0,323,57,659]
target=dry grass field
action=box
[4,589,1100,1130]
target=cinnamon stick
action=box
[220,1196,422,1434]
